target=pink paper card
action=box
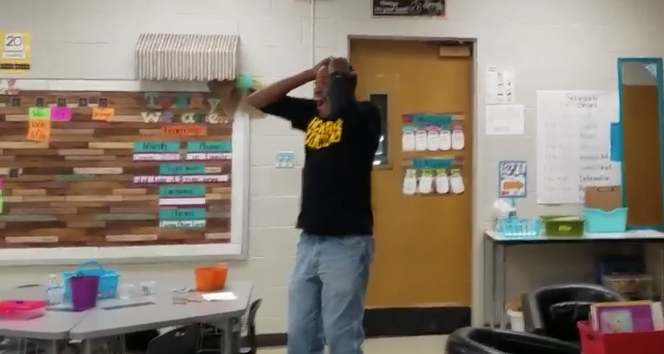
[50,107,72,121]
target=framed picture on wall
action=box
[372,0,446,18]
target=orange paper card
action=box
[26,118,51,142]
[92,107,115,121]
[162,124,208,136]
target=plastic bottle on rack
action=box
[45,274,62,305]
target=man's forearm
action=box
[246,70,313,109]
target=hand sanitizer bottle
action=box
[46,274,62,305]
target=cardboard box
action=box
[584,186,622,211]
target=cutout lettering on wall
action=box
[207,98,220,113]
[159,96,173,109]
[174,95,189,109]
[181,112,220,124]
[161,111,174,123]
[190,96,204,109]
[141,111,162,123]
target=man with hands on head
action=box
[245,57,381,354]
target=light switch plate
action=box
[275,151,295,168]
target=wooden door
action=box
[621,84,664,226]
[350,39,473,307]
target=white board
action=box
[536,91,621,204]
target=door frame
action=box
[346,35,483,325]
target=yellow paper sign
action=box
[26,117,51,142]
[92,107,114,121]
[0,31,31,74]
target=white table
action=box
[484,230,664,329]
[70,280,252,354]
[0,281,253,354]
[0,286,87,354]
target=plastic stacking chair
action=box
[522,283,627,342]
[447,326,580,354]
[198,298,263,354]
[146,324,200,354]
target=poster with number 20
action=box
[0,31,31,74]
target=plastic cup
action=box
[140,281,156,296]
[118,283,135,299]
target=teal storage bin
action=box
[496,217,542,239]
[583,207,628,233]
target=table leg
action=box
[491,238,498,328]
[218,318,233,354]
[499,244,508,329]
[483,235,489,326]
[83,339,93,354]
[42,340,59,354]
[659,245,664,301]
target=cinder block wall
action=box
[2,0,664,332]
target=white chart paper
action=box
[536,91,621,204]
[486,66,515,104]
[485,104,525,135]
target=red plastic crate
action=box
[0,300,47,320]
[578,321,664,354]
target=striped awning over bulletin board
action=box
[135,33,240,81]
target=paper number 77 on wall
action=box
[498,160,527,198]
[500,161,526,176]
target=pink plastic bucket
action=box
[70,275,99,311]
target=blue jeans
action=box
[287,233,375,354]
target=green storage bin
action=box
[540,215,585,237]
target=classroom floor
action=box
[261,335,447,354]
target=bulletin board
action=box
[0,90,234,248]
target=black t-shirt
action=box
[260,97,381,236]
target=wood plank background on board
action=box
[0,90,233,248]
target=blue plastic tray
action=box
[583,207,628,233]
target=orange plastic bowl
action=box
[194,264,228,292]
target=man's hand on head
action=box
[307,57,333,80]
